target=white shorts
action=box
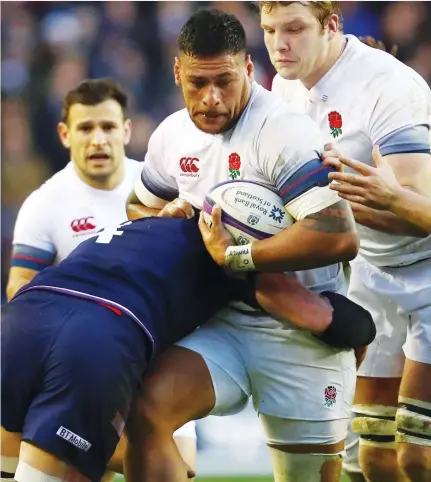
[176,307,356,445]
[349,256,431,378]
[174,421,196,439]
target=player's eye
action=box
[217,79,232,88]
[264,28,275,35]
[288,26,303,33]
[80,125,92,133]
[191,80,206,89]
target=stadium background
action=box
[1,1,430,480]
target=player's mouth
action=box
[197,112,227,123]
[88,153,111,162]
[276,59,296,65]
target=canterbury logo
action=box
[180,157,199,173]
[71,217,96,232]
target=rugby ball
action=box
[203,180,294,244]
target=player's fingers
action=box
[336,192,368,205]
[173,199,195,219]
[338,156,373,175]
[329,181,366,197]
[198,211,211,237]
[322,147,341,160]
[328,171,369,186]
[322,156,343,171]
[166,205,188,218]
[211,205,223,228]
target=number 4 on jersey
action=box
[96,221,132,244]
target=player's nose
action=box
[91,128,108,146]
[274,31,289,52]
[202,85,220,107]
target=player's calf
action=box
[396,397,431,482]
[269,447,344,482]
[124,346,215,482]
[351,404,407,481]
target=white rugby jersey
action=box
[272,35,431,267]
[12,157,142,267]
[135,82,345,293]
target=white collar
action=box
[308,35,358,102]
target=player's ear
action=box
[245,54,254,82]
[327,14,340,37]
[57,122,71,149]
[174,57,182,87]
[123,118,132,146]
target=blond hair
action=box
[258,2,343,31]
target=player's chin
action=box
[276,65,300,80]
[87,164,114,178]
[193,116,230,135]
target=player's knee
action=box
[268,447,344,482]
[352,404,399,478]
[396,398,431,481]
[127,380,178,439]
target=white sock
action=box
[15,461,63,482]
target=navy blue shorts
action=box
[1,290,150,481]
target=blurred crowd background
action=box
[1,2,431,476]
[2,1,431,301]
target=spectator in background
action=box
[2,0,430,306]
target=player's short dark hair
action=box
[178,8,247,58]
[61,78,128,124]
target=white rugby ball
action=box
[203,180,294,244]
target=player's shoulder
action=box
[255,84,319,134]
[154,108,192,137]
[21,163,75,206]
[245,84,322,153]
[348,35,430,96]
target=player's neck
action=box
[74,162,126,191]
[301,34,346,90]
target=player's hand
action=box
[328,146,402,210]
[158,198,195,219]
[198,206,235,266]
[322,143,343,172]
[359,36,398,57]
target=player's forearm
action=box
[250,201,359,272]
[350,202,428,237]
[255,273,332,333]
[6,276,35,301]
[389,188,431,234]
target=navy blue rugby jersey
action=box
[15,217,232,353]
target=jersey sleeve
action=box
[11,190,56,270]
[258,113,340,220]
[369,74,431,156]
[134,123,179,208]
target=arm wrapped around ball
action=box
[228,273,376,350]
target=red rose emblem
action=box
[325,386,337,400]
[328,111,343,138]
[229,152,241,171]
[328,111,342,129]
